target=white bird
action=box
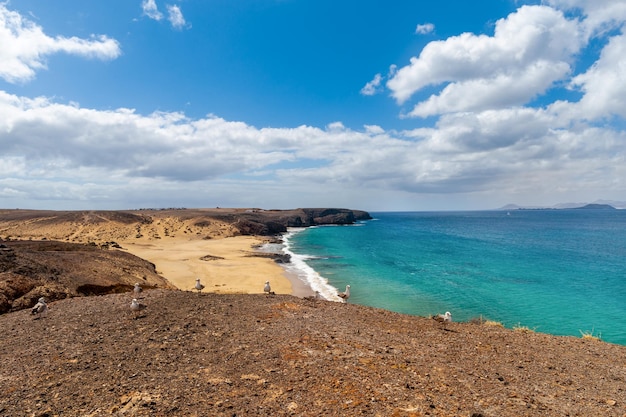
[194,278,205,293]
[264,281,272,295]
[31,297,48,319]
[304,290,323,301]
[130,298,146,318]
[434,311,452,323]
[338,285,351,301]
[133,283,143,297]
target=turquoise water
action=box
[282,210,626,345]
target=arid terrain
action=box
[0,208,371,244]
[0,208,369,310]
[1,209,625,416]
[2,289,625,417]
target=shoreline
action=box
[121,234,316,298]
[282,267,316,298]
[0,207,367,301]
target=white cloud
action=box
[364,125,385,135]
[387,5,583,114]
[167,4,188,30]
[567,32,626,120]
[142,1,189,30]
[1,2,626,210]
[361,66,397,96]
[360,73,382,96]
[547,0,626,36]
[1,90,625,210]
[415,23,434,35]
[407,60,570,117]
[142,0,163,21]
[0,4,121,84]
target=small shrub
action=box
[469,316,506,327]
[467,315,487,325]
[513,323,535,333]
[579,329,601,341]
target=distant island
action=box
[573,203,616,210]
[499,199,625,210]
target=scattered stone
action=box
[1,289,624,416]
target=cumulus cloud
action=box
[567,32,626,120]
[0,4,121,84]
[364,125,385,135]
[1,89,625,209]
[141,0,163,21]
[415,23,434,35]
[407,60,570,117]
[385,1,626,125]
[387,5,583,115]
[547,0,626,36]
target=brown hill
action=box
[0,208,370,312]
[0,240,174,314]
[0,208,372,244]
[1,289,625,416]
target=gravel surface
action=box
[2,289,625,416]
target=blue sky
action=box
[1,0,625,211]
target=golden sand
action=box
[122,235,297,295]
[0,209,315,297]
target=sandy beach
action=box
[0,208,354,299]
[122,235,314,297]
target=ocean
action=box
[279,210,626,345]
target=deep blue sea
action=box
[281,210,626,345]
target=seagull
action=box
[194,278,205,293]
[264,281,272,295]
[338,285,350,302]
[130,298,147,318]
[133,283,143,297]
[305,290,323,301]
[434,311,452,323]
[31,297,48,319]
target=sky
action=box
[1,0,625,211]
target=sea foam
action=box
[279,227,343,301]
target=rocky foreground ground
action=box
[1,289,625,417]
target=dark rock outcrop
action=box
[193,208,372,235]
